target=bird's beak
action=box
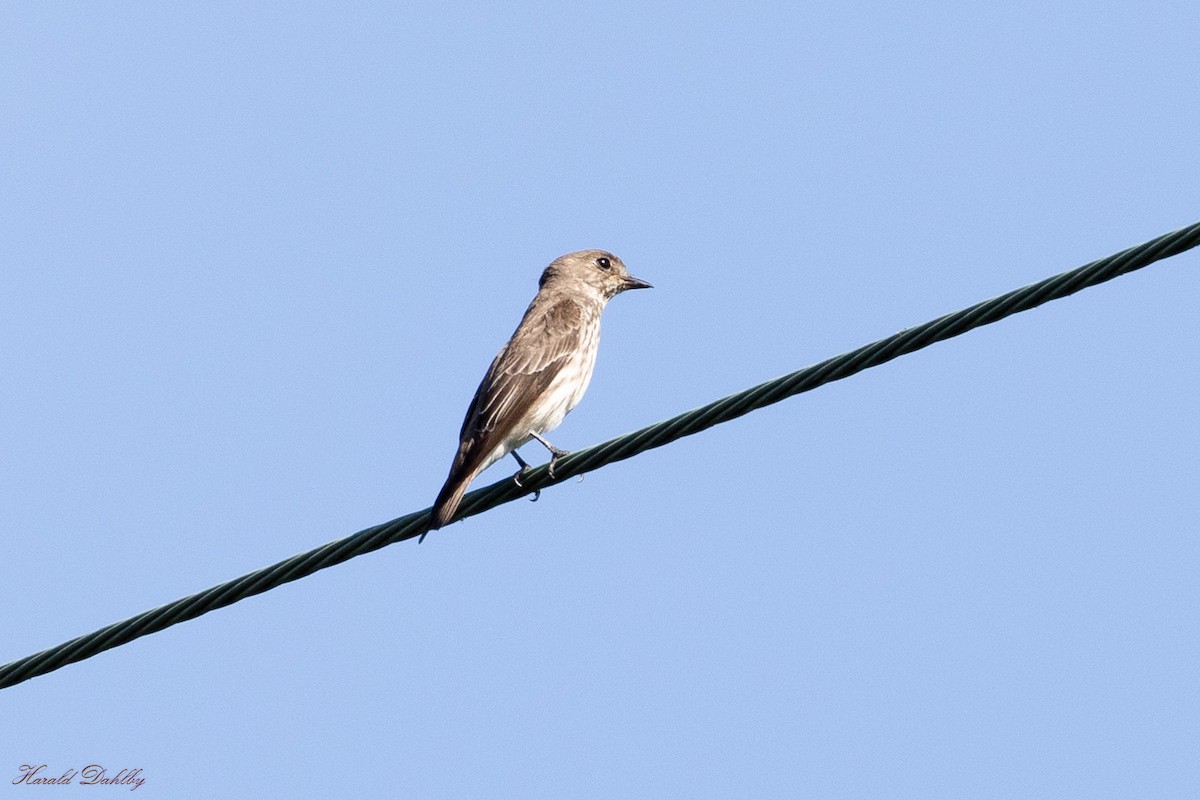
[621,276,653,291]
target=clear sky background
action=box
[3,2,1198,797]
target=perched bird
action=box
[427,249,651,534]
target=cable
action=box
[2,220,1198,691]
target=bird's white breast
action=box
[528,321,599,436]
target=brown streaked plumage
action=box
[426,250,651,535]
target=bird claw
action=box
[547,449,569,480]
[512,466,530,488]
[512,442,567,499]
[530,432,569,480]
[513,466,541,502]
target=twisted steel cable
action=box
[3,220,1198,691]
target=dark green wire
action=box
[3,220,1198,691]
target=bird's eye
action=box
[597,257,612,270]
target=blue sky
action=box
[3,2,1198,797]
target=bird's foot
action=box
[512,466,541,502]
[512,465,531,488]
[530,432,569,479]
[547,447,570,480]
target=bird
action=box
[426,249,652,535]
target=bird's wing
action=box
[464,296,584,443]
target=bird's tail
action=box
[429,472,472,533]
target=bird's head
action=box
[539,250,653,302]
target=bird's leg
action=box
[529,432,569,479]
[510,450,540,502]
[510,449,531,478]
